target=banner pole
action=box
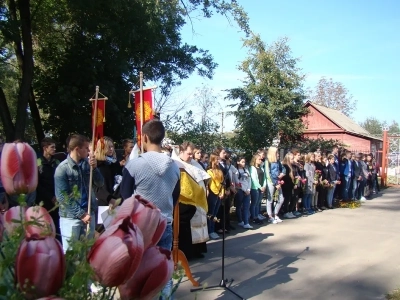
[139,71,144,153]
[87,86,99,233]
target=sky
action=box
[173,0,400,132]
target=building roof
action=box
[305,101,383,141]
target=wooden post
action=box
[381,128,388,187]
[87,86,99,233]
[139,71,144,153]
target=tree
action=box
[281,137,344,154]
[226,35,308,156]
[359,117,383,136]
[166,110,223,153]
[0,0,250,143]
[386,120,400,134]
[308,77,357,118]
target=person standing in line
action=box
[281,152,296,219]
[326,154,338,209]
[206,153,225,239]
[332,146,341,200]
[119,138,134,168]
[291,150,303,217]
[36,137,62,243]
[266,147,285,224]
[249,152,266,224]
[235,157,253,229]
[214,147,234,233]
[340,151,353,201]
[303,152,317,215]
[120,120,180,300]
[359,154,369,201]
[314,151,325,211]
[54,134,104,252]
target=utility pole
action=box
[221,111,224,134]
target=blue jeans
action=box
[59,213,95,253]
[207,191,221,234]
[157,224,173,300]
[235,189,251,225]
[250,189,263,219]
[327,184,336,207]
[342,175,351,200]
[352,178,360,200]
[358,179,366,199]
[303,193,312,210]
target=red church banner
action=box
[133,89,153,147]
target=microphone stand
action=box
[191,196,246,299]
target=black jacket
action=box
[327,163,337,183]
[352,160,362,179]
[95,160,122,206]
[281,164,294,191]
[36,156,60,211]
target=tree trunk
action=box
[12,0,34,140]
[0,87,16,142]
[29,88,45,144]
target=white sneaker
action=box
[268,217,278,224]
[237,221,244,227]
[243,224,253,229]
[284,213,291,219]
[274,216,283,223]
[258,214,266,220]
[360,196,366,202]
[209,232,220,239]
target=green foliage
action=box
[226,35,308,157]
[281,137,345,154]
[360,117,383,136]
[166,110,224,153]
[0,0,250,144]
[308,77,357,118]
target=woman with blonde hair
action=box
[266,147,285,223]
[94,137,122,232]
[303,152,317,214]
[206,153,225,239]
[281,152,296,218]
[250,153,266,225]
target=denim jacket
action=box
[269,162,282,186]
[55,155,104,219]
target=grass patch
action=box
[387,289,400,300]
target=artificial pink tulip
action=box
[88,216,144,287]
[0,214,4,242]
[25,206,56,238]
[16,236,65,298]
[114,195,167,249]
[118,246,174,300]
[0,142,38,195]
[3,206,26,234]
[36,297,65,300]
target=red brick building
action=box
[303,102,383,154]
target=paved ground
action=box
[174,188,400,300]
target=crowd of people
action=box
[171,144,381,245]
[0,124,382,297]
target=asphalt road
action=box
[174,187,400,300]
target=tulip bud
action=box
[0,142,38,195]
[88,216,144,287]
[119,246,174,300]
[16,237,65,298]
[3,206,26,234]
[25,206,56,239]
[114,195,167,249]
[0,214,4,242]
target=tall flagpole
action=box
[87,86,99,233]
[139,71,144,153]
